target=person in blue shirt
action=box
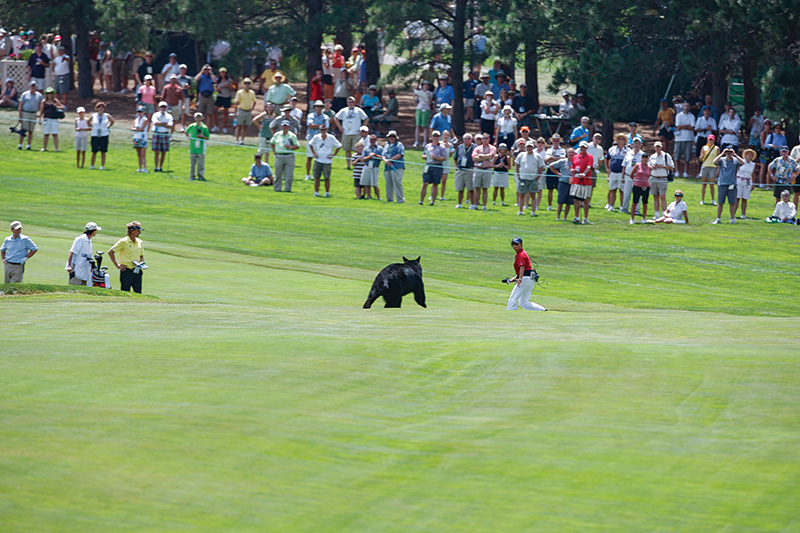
[434,75,454,106]
[429,104,453,138]
[241,153,274,187]
[490,72,510,99]
[360,85,381,118]
[569,116,591,147]
[383,130,406,203]
[1,221,38,283]
[463,71,478,122]
[487,60,503,85]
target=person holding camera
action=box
[711,147,746,224]
[505,237,546,311]
[16,80,42,150]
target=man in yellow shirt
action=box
[233,78,257,145]
[108,221,145,293]
[654,97,677,154]
[259,59,285,93]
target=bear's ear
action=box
[403,256,409,263]
[415,256,421,263]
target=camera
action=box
[9,125,27,136]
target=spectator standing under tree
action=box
[259,59,285,94]
[673,102,696,177]
[305,101,331,180]
[480,92,499,142]
[334,97,369,170]
[620,138,644,215]
[438,130,453,201]
[472,133,497,211]
[495,105,517,149]
[309,125,341,197]
[512,83,536,131]
[463,71,478,122]
[177,64,193,132]
[718,107,742,151]
[383,130,406,203]
[160,53,181,90]
[434,74,454,107]
[693,106,717,162]
[454,133,476,209]
[151,101,173,172]
[492,143,510,206]
[629,152,651,224]
[52,46,70,107]
[570,141,594,224]
[429,103,454,139]
[27,41,50,89]
[137,75,157,116]
[212,67,234,133]
[17,81,42,150]
[233,78,256,145]
[360,134,383,200]
[195,65,216,129]
[253,102,277,162]
[768,146,799,206]
[604,133,630,212]
[736,149,757,219]
[265,72,296,108]
[648,141,674,218]
[420,131,447,206]
[88,102,114,170]
[131,105,149,173]
[412,81,434,147]
[135,52,156,88]
[74,106,90,168]
[270,120,300,192]
[185,112,209,181]
[554,147,575,221]
[2,221,38,283]
[38,87,63,152]
[332,68,354,112]
[653,99,675,155]
[161,75,185,132]
[569,116,591,147]
[515,140,544,217]
[698,134,719,205]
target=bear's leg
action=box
[413,282,427,308]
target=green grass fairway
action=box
[1,120,799,530]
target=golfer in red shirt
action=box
[570,141,594,224]
[506,237,547,311]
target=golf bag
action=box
[90,251,111,288]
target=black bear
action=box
[363,256,427,309]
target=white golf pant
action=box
[621,174,633,211]
[507,276,546,311]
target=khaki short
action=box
[518,179,539,194]
[75,136,88,151]
[197,95,215,118]
[21,111,37,133]
[342,133,360,152]
[473,168,493,189]
[700,166,717,180]
[236,109,253,126]
[649,178,668,196]
[454,169,474,191]
[608,171,623,190]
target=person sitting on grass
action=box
[654,190,690,224]
[766,190,796,223]
[242,153,273,187]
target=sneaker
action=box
[41,148,46,152]
[26,145,31,150]
[439,197,445,201]
[412,142,419,148]
[90,166,95,170]
[572,217,580,224]
[249,183,259,187]
[430,202,435,206]
[419,201,424,205]
[455,204,462,209]
[730,219,735,224]
[582,218,589,225]
[189,176,195,180]
[531,211,538,217]
[629,219,635,224]
[492,201,496,206]
[604,203,611,210]
[555,217,561,221]
[142,169,148,173]
[305,175,311,181]
[120,89,129,94]
[178,126,185,133]
[469,205,477,210]
[739,214,746,219]
[619,208,630,214]
[711,201,718,206]
[198,177,207,181]
[712,218,720,224]
[325,192,330,197]
[483,206,487,211]
[17,144,22,150]
[314,192,321,197]
[222,128,228,134]
[501,202,507,206]
[546,205,552,211]
[99,166,104,170]
[211,126,220,133]
[683,172,689,178]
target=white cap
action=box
[10,221,22,230]
[439,103,451,110]
[158,101,168,107]
[359,125,369,132]
[194,112,203,118]
[85,222,102,231]
[144,74,153,80]
[76,106,86,113]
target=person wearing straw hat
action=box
[108,222,145,293]
[2,221,38,283]
[185,112,210,181]
[66,222,102,285]
[233,77,257,145]
[265,71,295,107]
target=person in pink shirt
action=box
[471,133,497,210]
[137,74,157,116]
[629,153,651,224]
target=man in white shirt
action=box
[52,46,71,107]
[334,96,369,169]
[309,124,342,197]
[514,141,545,216]
[152,101,174,172]
[718,107,742,151]
[620,138,644,214]
[673,102,696,177]
[160,53,181,90]
[66,222,102,285]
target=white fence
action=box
[1,59,54,90]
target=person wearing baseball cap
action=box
[65,222,102,285]
[429,103,454,139]
[270,118,300,192]
[505,237,547,311]
[109,222,145,293]
[151,101,173,171]
[768,145,800,205]
[334,96,369,169]
[185,111,210,181]
[136,51,156,88]
[699,133,720,205]
[160,52,180,88]
[304,99,331,180]
[435,73,454,107]
[161,73,185,131]
[2,221,38,283]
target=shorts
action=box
[360,166,379,187]
[545,170,559,190]
[236,109,252,126]
[75,136,88,151]
[658,126,674,140]
[152,132,170,151]
[557,181,572,205]
[91,136,109,153]
[491,171,509,188]
[415,109,431,128]
[465,98,475,108]
[168,104,182,118]
[20,111,37,133]
[42,117,60,135]
[143,103,155,115]
[258,136,271,153]
[736,178,752,199]
[473,168,492,188]
[700,166,717,180]
[441,157,450,174]
[454,169,474,191]
[197,94,215,118]
[673,140,693,162]
[538,174,547,191]
[133,136,147,148]
[342,134,360,152]
[215,96,232,108]
[632,185,650,205]
[313,161,332,180]
[717,184,737,205]
[518,179,539,194]
[354,178,362,188]
[569,183,591,200]
[608,171,623,190]
[423,165,443,184]
[649,178,668,196]
[55,74,70,94]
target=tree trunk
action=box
[75,25,93,99]
[741,57,759,124]
[711,68,727,113]
[524,36,539,111]
[451,0,467,136]
[306,0,324,103]
[602,117,614,150]
[363,29,380,86]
